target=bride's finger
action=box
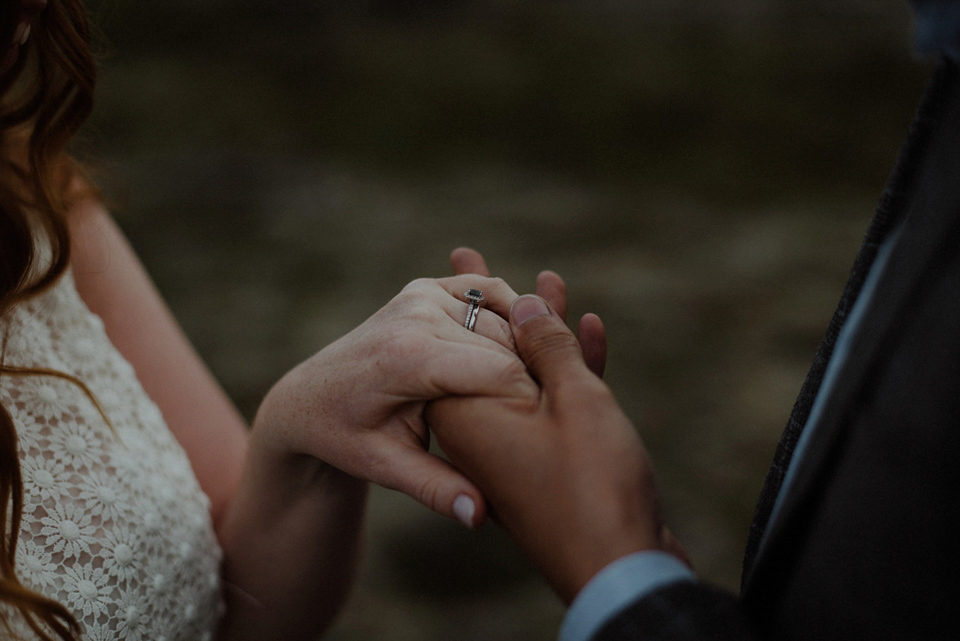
[398,277,517,351]
[355,436,489,529]
[431,289,514,352]
[455,306,516,353]
[432,274,520,320]
[450,247,491,277]
[536,270,567,321]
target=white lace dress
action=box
[1,269,223,640]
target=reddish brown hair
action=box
[1,0,97,639]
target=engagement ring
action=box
[463,289,485,332]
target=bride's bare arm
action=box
[68,203,536,640]
[68,200,249,527]
[70,202,360,637]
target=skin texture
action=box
[427,286,689,604]
[69,202,537,639]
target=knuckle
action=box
[523,329,579,366]
[486,276,514,299]
[396,285,426,305]
[392,289,438,322]
[487,276,507,290]
[416,475,447,513]
[404,277,435,293]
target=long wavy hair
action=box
[0,0,97,639]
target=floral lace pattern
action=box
[1,270,223,640]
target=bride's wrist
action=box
[248,416,364,494]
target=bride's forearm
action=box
[214,268,536,638]
[216,407,368,641]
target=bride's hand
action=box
[252,274,534,527]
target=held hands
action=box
[427,275,689,603]
[449,247,607,378]
[254,272,534,527]
[250,244,687,603]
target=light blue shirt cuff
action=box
[558,551,696,641]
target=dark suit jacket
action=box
[596,58,960,640]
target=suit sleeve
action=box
[561,552,696,641]
[592,582,759,641]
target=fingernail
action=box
[511,295,549,326]
[453,494,476,528]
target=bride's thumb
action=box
[377,446,487,528]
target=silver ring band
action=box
[463,289,485,332]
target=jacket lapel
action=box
[742,58,960,593]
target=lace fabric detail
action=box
[1,270,223,641]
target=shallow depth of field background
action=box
[81,1,930,638]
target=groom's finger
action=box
[450,247,491,276]
[578,313,607,378]
[536,270,567,321]
[509,295,592,390]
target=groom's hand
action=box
[427,295,688,603]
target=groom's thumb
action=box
[510,295,590,390]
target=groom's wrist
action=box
[560,550,696,641]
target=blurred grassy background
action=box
[80,1,931,638]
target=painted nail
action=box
[453,494,475,528]
[511,295,549,326]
